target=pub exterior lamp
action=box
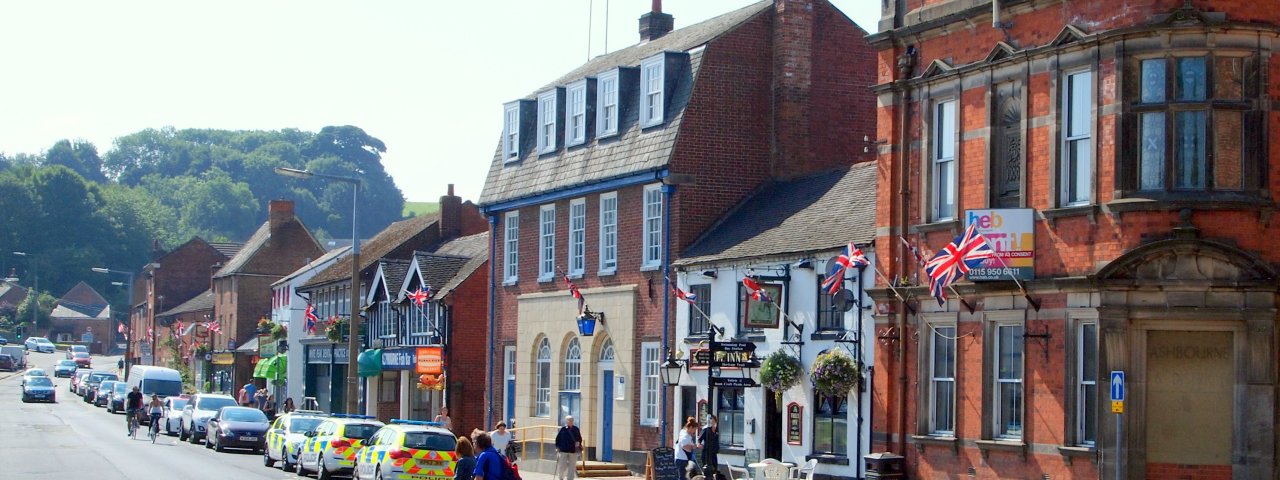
[661,353,686,386]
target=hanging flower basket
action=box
[270,323,287,341]
[256,318,273,334]
[325,317,347,343]
[759,350,803,398]
[194,344,211,356]
[810,349,861,397]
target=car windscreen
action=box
[197,397,237,412]
[169,399,189,410]
[26,369,45,376]
[74,352,90,359]
[402,432,457,451]
[141,379,182,397]
[343,424,381,440]
[27,377,52,387]
[114,383,128,393]
[58,360,76,366]
[71,346,87,352]
[88,373,117,383]
[291,417,325,433]
[222,408,268,422]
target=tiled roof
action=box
[50,301,109,320]
[431,232,489,299]
[0,281,27,306]
[58,281,109,311]
[377,259,412,300]
[157,289,214,318]
[215,216,320,278]
[402,253,472,302]
[676,163,878,266]
[478,1,771,206]
[304,213,439,288]
[272,246,352,288]
[208,242,243,258]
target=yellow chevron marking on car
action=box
[399,449,458,475]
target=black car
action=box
[22,376,56,403]
[0,354,13,372]
[53,359,77,378]
[206,407,269,453]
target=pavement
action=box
[0,349,645,480]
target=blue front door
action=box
[505,378,515,424]
[601,370,614,461]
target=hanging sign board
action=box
[710,376,759,388]
[212,353,234,365]
[964,208,1035,281]
[416,346,444,374]
[787,402,803,445]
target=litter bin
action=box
[864,452,905,479]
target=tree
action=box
[45,139,107,183]
[15,290,56,331]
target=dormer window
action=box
[597,70,619,137]
[640,55,665,127]
[503,102,521,162]
[566,81,588,147]
[537,90,559,154]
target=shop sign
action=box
[212,353,235,365]
[964,208,1034,280]
[382,348,417,370]
[688,348,750,370]
[741,284,783,329]
[258,334,276,357]
[786,402,803,445]
[416,346,443,374]
[307,345,350,364]
[710,376,759,388]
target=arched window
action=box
[600,339,615,362]
[564,337,582,391]
[535,338,551,417]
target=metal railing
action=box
[507,424,589,471]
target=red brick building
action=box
[47,281,112,352]
[479,0,875,468]
[868,1,1280,478]
[130,237,239,368]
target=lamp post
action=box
[92,267,135,369]
[275,166,362,414]
[12,252,36,327]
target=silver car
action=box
[180,393,237,444]
[161,397,189,436]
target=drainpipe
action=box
[486,214,498,428]
[660,183,674,447]
[894,46,916,456]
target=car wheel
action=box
[179,424,189,441]
[265,447,276,467]
[206,434,215,449]
[282,448,297,472]
[296,459,309,477]
[318,459,334,480]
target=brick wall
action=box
[445,261,490,433]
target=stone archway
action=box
[1093,237,1277,480]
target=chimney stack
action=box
[639,0,674,43]
[268,199,296,233]
[771,0,816,179]
[439,184,462,238]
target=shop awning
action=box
[357,349,382,377]
[263,353,287,382]
[252,355,271,379]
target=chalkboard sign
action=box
[647,447,680,480]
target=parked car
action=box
[24,337,54,353]
[72,351,92,368]
[0,354,13,372]
[94,380,119,407]
[161,396,190,436]
[65,345,88,359]
[125,365,183,400]
[352,420,458,480]
[81,371,118,401]
[295,414,385,477]
[71,369,93,393]
[0,345,26,370]
[106,381,129,413]
[53,359,77,378]
[207,406,270,453]
[21,376,56,403]
[262,410,329,471]
[20,368,47,386]
[0,335,8,345]
[180,393,238,444]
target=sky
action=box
[0,1,879,203]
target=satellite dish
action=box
[833,289,857,313]
[825,256,844,278]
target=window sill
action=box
[598,269,617,277]
[1057,445,1097,465]
[683,336,711,344]
[1039,204,1099,226]
[640,264,661,272]
[537,276,555,284]
[810,331,846,341]
[1106,195,1274,214]
[502,279,518,287]
[566,273,584,280]
[805,454,850,465]
[909,435,958,455]
[975,439,1026,460]
[910,219,961,234]
[719,447,746,457]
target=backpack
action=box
[501,455,522,480]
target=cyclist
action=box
[147,394,164,438]
[125,386,144,436]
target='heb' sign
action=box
[964,209,1034,281]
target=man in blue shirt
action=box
[473,432,506,480]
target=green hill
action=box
[403,201,439,218]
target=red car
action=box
[72,352,91,367]
[0,354,14,372]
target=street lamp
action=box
[275,166,363,414]
[92,267,135,370]
[576,306,605,337]
[12,252,36,326]
[660,353,685,386]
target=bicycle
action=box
[149,414,161,443]
[128,411,140,439]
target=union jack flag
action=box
[203,321,221,334]
[304,303,319,335]
[147,327,154,341]
[408,287,432,307]
[821,269,843,296]
[900,236,926,266]
[672,285,697,304]
[564,275,585,314]
[924,224,995,306]
[823,243,870,296]
[173,322,184,338]
[117,322,125,334]
[742,276,771,303]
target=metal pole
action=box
[125,272,134,370]
[1115,413,1121,480]
[346,181,361,415]
[31,260,37,326]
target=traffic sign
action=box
[1111,400,1124,413]
[710,376,759,388]
[1110,371,1125,401]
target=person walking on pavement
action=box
[471,431,505,480]
[434,405,453,431]
[699,415,720,477]
[238,381,256,406]
[491,422,513,459]
[454,435,478,480]
[555,416,583,480]
[675,417,701,479]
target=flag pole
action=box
[871,266,916,315]
[989,251,1040,311]
[901,235,975,314]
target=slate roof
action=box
[402,253,472,302]
[430,232,489,299]
[208,242,243,258]
[214,215,321,278]
[272,246,352,288]
[304,213,439,288]
[50,304,109,320]
[478,1,772,206]
[57,282,110,315]
[377,259,412,300]
[675,163,878,266]
[157,289,214,319]
[0,281,27,306]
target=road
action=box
[0,350,301,480]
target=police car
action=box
[296,414,386,479]
[354,420,459,480]
[262,410,328,472]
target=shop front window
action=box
[717,388,745,448]
[813,395,848,455]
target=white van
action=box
[126,365,183,398]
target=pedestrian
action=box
[434,405,453,431]
[263,395,277,421]
[699,415,720,477]
[238,381,256,406]
[675,417,701,479]
[117,358,124,373]
[282,397,295,413]
[555,415,583,480]
[472,431,504,480]
[491,421,513,459]
[454,435,477,480]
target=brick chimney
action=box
[772,0,815,179]
[268,199,296,233]
[439,184,462,239]
[639,0,674,43]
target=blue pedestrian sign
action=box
[1110,371,1125,401]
